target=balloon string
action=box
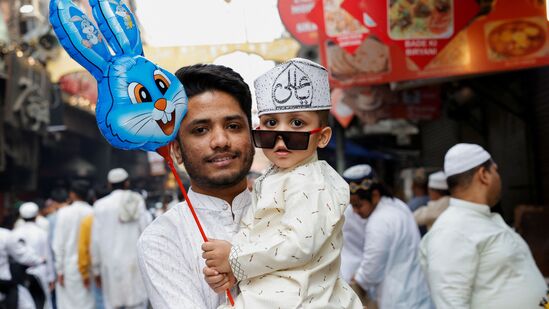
[157,146,235,306]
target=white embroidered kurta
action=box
[0,227,44,309]
[226,157,362,309]
[355,197,434,309]
[420,198,547,309]
[13,222,55,309]
[91,190,151,308]
[52,201,94,309]
[340,206,367,283]
[413,196,449,230]
[137,189,250,309]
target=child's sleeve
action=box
[229,178,347,281]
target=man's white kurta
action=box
[340,206,367,283]
[420,198,547,309]
[52,201,94,309]
[13,221,55,309]
[0,227,44,308]
[355,197,434,309]
[91,190,151,308]
[137,189,251,309]
[226,157,362,309]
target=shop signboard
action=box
[278,0,319,45]
[308,0,549,87]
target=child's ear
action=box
[316,127,332,149]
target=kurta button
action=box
[223,204,229,210]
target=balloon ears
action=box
[50,0,112,80]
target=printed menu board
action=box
[306,0,549,87]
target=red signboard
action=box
[309,0,549,88]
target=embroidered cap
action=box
[444,143,491,177]
[255,58,331,116]
[19,202,39,219]
[343,164,376,193]
[428,171,448,190]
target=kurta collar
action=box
[450,198,490,215]
[187,187,250,212]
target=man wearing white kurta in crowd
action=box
[0,227,45,309]
[413,171,450,231]
[420,143,547,309]
[13,202,55,309]
[347,165,434,309]
[137,64,255,309]
[340,204,367,284]
[91,168,151,309]
[53,180,94,309]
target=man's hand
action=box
[201,239,232,273]
[94,275,101,289]
[83,276,90,289]
[57,274,64,287]
[203,267,236,293]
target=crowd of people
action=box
[0,168,152,309]
[1,59,547,309]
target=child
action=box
[202,58,362,308]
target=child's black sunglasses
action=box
[252,128,322,150]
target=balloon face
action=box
[50,0,187,151]
[97,56,187,150]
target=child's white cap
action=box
[254,58,331,117]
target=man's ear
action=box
[316,127,332,149]
[170,140,183,165]
[477,166,491,186]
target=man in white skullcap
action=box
[413,171,450,230]
[420,143,546,309]
[12,202,54,308]
[345,165,434,309]
[90,168,151,309]
[201,58,362,308]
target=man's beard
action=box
[180,145,254,190]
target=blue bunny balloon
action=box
[50,0,187,151]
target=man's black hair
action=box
[50,188,68,203]
[446,159,493,194]
[355,182,393,202]
[70,180,91,200]
[175,64,252,128]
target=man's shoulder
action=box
[138,205,189,249]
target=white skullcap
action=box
[108,168,129,183]
[342,164,375,182]
[255,58,331,116]
[428,171,448,190]
[444,143,491,177]
[19,202,39,219]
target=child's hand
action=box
[201,239,232,273]
[203,267,236,293]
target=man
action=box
[91,168,151,309]
[413,171,450,230]
[0,226,45,309]
[420,143,546,309]
[407,172,430,212]
[13,202,55,309]
[53,180,94,309]
[137,64,254,309]
[349,165,434,309]
[340,165,371,307]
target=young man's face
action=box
[172,90,254,194]
[257,111,331,169]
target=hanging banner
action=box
[311,0,549,87]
